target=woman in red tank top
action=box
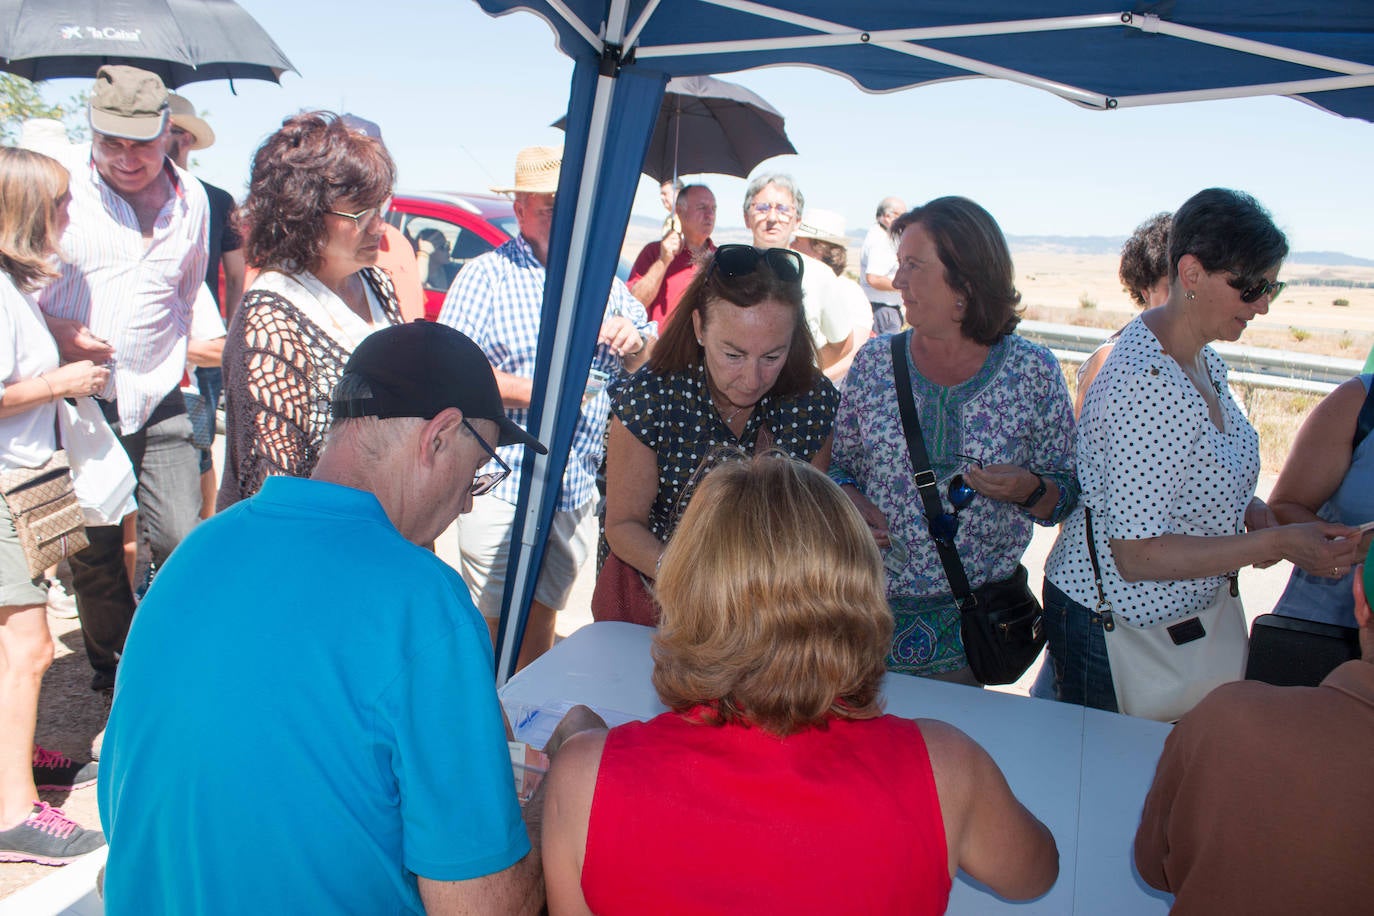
[542,454,1059,915]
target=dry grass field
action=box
[1013,249,1371,471]
[1014,249,1374,360]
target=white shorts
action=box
[456,495,597,619]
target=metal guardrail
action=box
[1019,319,1365,394]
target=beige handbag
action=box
[1085,508,1247,722]
[0,451,89,579]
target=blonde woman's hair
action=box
[652,452,892,736]
[0,147,69,293]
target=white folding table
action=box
[500,622,1176,915]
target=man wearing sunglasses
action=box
[439,146,656,671]
[99,322,556,914]
[742,173,855,382]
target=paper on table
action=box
[502,698,641,749]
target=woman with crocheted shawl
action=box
[217,112,404,509]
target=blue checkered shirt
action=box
[438,235,654,511]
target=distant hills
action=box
[624,216,1374,268]
[1006,234,1374,267]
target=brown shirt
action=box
[1135,661,1374,915]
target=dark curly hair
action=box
[1118,213,1172,307]
[243,111,395,272]
[891,196,1021,345]
[1168,188,1288,283]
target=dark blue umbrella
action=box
[0,0,295,87]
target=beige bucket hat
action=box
[167,94,215,150]
[88,65,169,141]
[491,145,562,194]
[794,208,850,247]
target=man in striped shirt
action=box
[39,66,209,705]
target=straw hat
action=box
[794,209,850,247]
[491,145,562,194]
[167,94,215,150]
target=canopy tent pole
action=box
[1114,73,1374,109]
[493,47,623,684]
[624,0,664,52]
[542,0,603,50]
[494,1,667,686]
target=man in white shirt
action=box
[39,66,209,700]
[860,196,906,335]
[742,174,852,380]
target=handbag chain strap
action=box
[1082,507,1116,631]
[1084,507,1240,633]
[889,332,976,612]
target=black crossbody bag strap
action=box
[889,333,976,610]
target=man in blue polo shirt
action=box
[98,323,549,914]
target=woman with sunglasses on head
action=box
[545,455,1059,915]
[602,244,838,620]
[1040,188,1361,713]
[828,197,1078,685]
[0,147,107,864]
[218,112,403,509]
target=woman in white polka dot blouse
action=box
[1040,188,1363,713]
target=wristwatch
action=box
[1020,475,1047,508]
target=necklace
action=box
[715,400,747,425]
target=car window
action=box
[395,214,498,294]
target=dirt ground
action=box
[0,612,108,898]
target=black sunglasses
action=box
[1227,275,1285,304]
[706,244,804,284]
[463,419,510,496]
[927,474,978,547]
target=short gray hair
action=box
[742,173,804,221]
[326,374,423,460]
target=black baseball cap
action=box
[333,321,546,453]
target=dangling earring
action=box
[1184,290,1196,301]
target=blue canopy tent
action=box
[476,0,1374,684]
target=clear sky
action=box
[32,0,1374,258]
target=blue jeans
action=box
[71,399,201,690]
[1033,579,1118,712]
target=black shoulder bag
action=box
[889,332,1045,685]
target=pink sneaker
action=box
[32,745,98,791]
[0,802,105,865]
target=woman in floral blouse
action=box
[828,197,1077,684]
[605,245,839,600]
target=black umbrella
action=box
[0,0,295,88]
[556,75,796,182]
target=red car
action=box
[387,191,519,321]
[388,191,635,321]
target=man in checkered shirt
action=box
[439,145,654,671]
